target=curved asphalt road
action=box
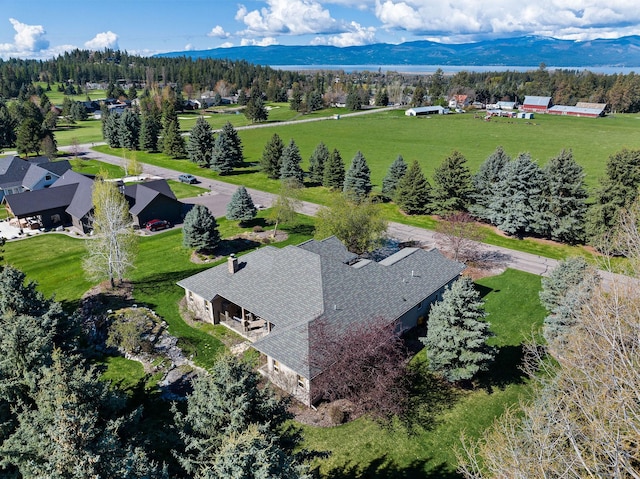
[59,142,632,290]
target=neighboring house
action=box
[496,101,517,110]
[0,156,72,203]
[123,179,183,227]
[405,106,448,116]
[521,96,552,112]
[448,94,470,109]
[5,172,182,232]
[177,236,465,405]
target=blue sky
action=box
[1,0,640,59]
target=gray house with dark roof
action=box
[5,172,183,232]
[0,156,72,203]
[177,236,465,405]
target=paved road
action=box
[60,143,634,289]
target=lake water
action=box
[272,64,639,74]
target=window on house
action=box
[45,175,51,181]
[273,360,280,372]
[297,375,305,388]
[187,290,193,301]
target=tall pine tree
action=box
[343,150,372,201]
[308,141,329,184]
[162,118,186,158]
[487,153,544,237]
[430,150,473,214]
[469,146,510,221]
[322,148,345,189]
[259,133,284,179]
[394,159,431,215]
[183,204,221,253]
[187,116,215,167]
[421,276,495,383]
[381,154,407,199]
[279,139,304,186]
[540,149,588,243]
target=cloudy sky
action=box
[1,0,639,59]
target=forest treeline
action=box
[3,50,640,112]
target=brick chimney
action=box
[228,254,238,274]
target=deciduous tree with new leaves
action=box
[83,176,138,288]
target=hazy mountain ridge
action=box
[156,36,640,67]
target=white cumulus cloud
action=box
[0,18,50,57]
[373,0,640,42]
[207,25,230,38]
[312,21,377,46]
[240,37,279,46]
[84,31,119,50]
[236,0,342,37]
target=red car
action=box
[145,219,171,231]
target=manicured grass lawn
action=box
[68,157,125,178]
[301,269,544,478]
[165,180,208,199]
[54,119,104,146]
[34,82,107,104]
[3,211,314,369]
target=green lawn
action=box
[165,180,208,199]
[68,157,125,178]
[301,269,545,478]
[54,119,104,146]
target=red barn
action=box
[521,96,552,113]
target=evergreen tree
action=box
[118,109,140,150]
[16,118,43,157]
[0,350,164,478]
[469,146,510,221]
[209,425,310,479]
[69,101,88,121]
[103,112,121,148]
[173,355,301,478]
[183,205,221,253]
[586,148,640,241]
[162,119,186,158]
[540,149,589,243]
[346,90,362,110]
[343,150,372,201]
[305,90,324,112]
[540,257,599,347]
[395,160,432,214]
[226,186,257,225]
[161,98,178,130]
[139,107,161,152]
[186,116,215,167]
[487,153,544,237]
[431,150,473,214]
[259,133,284,179]
[381,155,407,199]
[217,121,244,167]
[322,148,345,189]
[279,139,304,186]
[0,101,18,150]
[289,83,303,111]
[421,276,495,383]
[375,88,389,106]
[244,95,268,123]
[40,133,57,159]
[308,141,329,184]
[237,89,248,106]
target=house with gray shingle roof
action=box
[0,155,72,203]
[177,236,465,405]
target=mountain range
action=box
[156,36,640,68]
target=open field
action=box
[236,109,640,190]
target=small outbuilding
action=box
[405,106,447,116]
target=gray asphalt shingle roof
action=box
[178,237,465,379]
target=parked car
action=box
[178,174,197,184]
[145,219,171,231]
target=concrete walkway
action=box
[58,143,634,289]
